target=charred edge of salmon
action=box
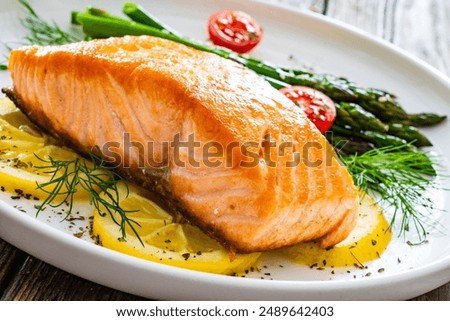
[3,87,66,145]
[2,86,240,254]
[119,166,238,254]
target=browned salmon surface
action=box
[6,35,359,252]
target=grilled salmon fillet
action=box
[5,35,359,252]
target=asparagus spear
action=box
[400,113,447,127]
[325,133,375,155]
[262,76,290,89]
[335,102,388,132]
[364,130,413,150]
[331,125,412,150]
[334,104,359,129]
[333,107,432,147]
[387,123,432,147]
[74,11,231,56]
[122,2,180,36]
[356,89,408,122]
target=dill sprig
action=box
[341,144,440,242]
[1,0,80,70]
[18,0,81,46]
[35,150,143,245]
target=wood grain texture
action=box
[0,241,26,297]
[325,0,450,76]
[0,0,449,301]
[326,0,388,36]
[413,283,450,301]
[393,0,450,76]
[0,253,143,301]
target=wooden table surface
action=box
[1,0,449,301]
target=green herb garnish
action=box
[18,0,81,46]
[342,144,441,242]
[35,150,142,245]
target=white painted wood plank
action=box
[393,0,450,76]
[324,0,449,76]
[326,0,387,36]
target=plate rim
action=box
[1,0,450,300]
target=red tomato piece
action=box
[208,10,263,54]
[280,86,337,133]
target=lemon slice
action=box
[93,183,261,275]
[0,97,18,115]
[0,98,90,200]
[276,192,391,268]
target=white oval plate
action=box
[1,0,450,300]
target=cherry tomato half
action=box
[208,10,263,54]
[280,86,337,134]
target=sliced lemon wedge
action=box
[276,192,391,268]
[0,97,19,115]
[93,183,261,275]
[0,98,90,200]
